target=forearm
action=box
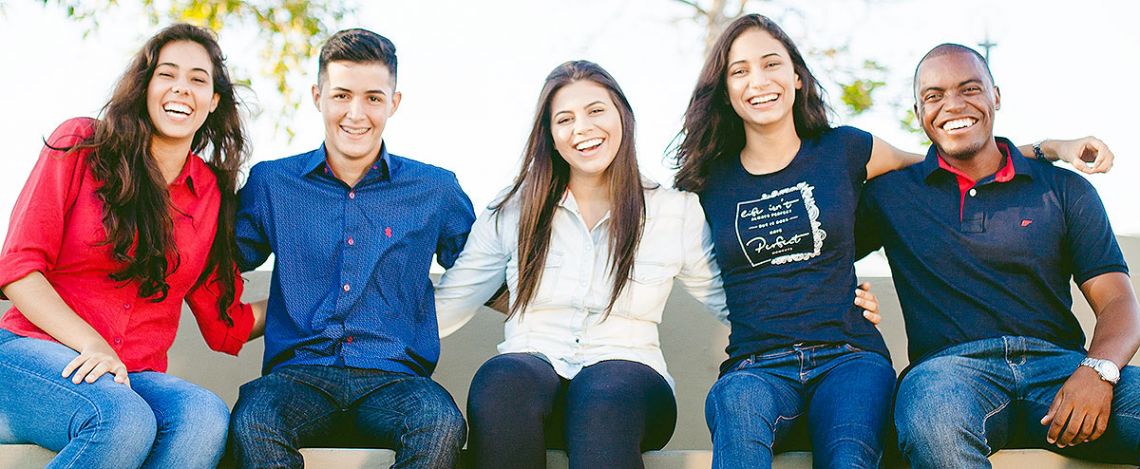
[248,300,267,340]
[1087,295,1140,367]
[1,272,108,352]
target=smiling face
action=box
[724,28,802,130]
[146,40,219,148]
[915,52,1001,161]
[313,60,401,165]
[550,80,624,183]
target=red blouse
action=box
[0,118,253,372]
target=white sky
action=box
[1,0,1137,277]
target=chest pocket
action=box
[616,260,675,321]
[529,253,564,306]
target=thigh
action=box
[130,371,230,438]
[705,357,805,448]
[564,360,677,451]
[895,352,1014,452]
[351,371,464,447]
[0,332,151,451]
[806,351,896,465]
[467,353,564,435]
[229,365,344,448]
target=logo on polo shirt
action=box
[1020,219,1033,227]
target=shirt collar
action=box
[301,143,392,181]
[922,137,1032,185]
[169,152,204,198]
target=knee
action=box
[706,372,772,423]
[894,374,977,454]
[407,401,466,450]
[164,391,230,447]
[469,355,552,417]
[82,392,158,455]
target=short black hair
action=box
[913,43,994,99]
[317,28,397,87]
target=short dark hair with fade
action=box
[913,43,994,100]
[317,28,397,87]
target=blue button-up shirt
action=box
[236,144,475,376]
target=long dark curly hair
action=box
[64,23,248,323]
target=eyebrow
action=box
[156,62,211,75]
[728,52,782,68]
[553,100,606,117]
[331,86,388,96]
[919,78,984,95]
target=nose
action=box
[572,116,594,135]
[749,70,772,89]
[346,97,365,119]
[943,92,967,112]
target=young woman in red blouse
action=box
[0,24,264,469]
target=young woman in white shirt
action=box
[434,60,880,469]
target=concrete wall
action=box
[1,236,1138,452]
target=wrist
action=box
[1034,139,1055,161]
[1080,357,1121,385]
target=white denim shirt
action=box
[436,183,728,390]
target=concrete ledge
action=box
[0,445,1134,468]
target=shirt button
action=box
[348,191,356,200]
[347,237,355,246]
[343,283,351,292]
[345,336,354,344]
[123,303,131,310]
[969,188,978,197]
[113,337,122,345]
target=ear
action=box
[209,93,220,113]
[389,91,402,116]
[311,84,322,111]
[993,85,1001,111]
[795,72,803,90]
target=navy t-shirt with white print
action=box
[698,126,889,373]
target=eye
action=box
[333,93,349,100]
[369,95,383,103]
[923,93,942,103]
[764,61,782,69]
[556,116,572,125]
[157,72,174,78]
[730,68,746,77]
[963,86,982,94]
[588,107,604,115]
[192,77,209,84]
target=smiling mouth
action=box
[163,103,192,117]
[941,117,978,132]
[748,94,779,106]
[574,137,604,152]
[341,125,370,136]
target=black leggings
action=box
[466,353,677,469]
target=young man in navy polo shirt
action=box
[857,43,1140,466]
[227,29,475,468]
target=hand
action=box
[1053,137,1114,174]
[855,282,881,325]
[1040,366,1113,447]
[62,340,130,387]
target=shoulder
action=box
[1033,159,1097,197]
[820,125,873,145]
[645,183,701,219]
[390,153,456,180]
[247,151,314,181]
[45,117,96,150]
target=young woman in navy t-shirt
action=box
[672,14,1113,469]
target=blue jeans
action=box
[705,343,896,469]
[895,336,1140,468]
[228,364,466,468]
[0,329,230,469]
[466,354,677,469]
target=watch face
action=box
[1099,362,1122,382]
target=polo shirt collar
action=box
[921,136,1032,185]
[301,143,392,181]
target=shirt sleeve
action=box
[0,118,93,299]
[184,266,255,355]
[676,192,730,326]
[1061,174,1128,285]
[435,173,476,269]
[435,207,510,337]
[839,126,874,188]
[854,180,886,260]
[235,163,273,272]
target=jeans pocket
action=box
[844,343,865,353]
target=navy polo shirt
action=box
[699,126,889,373]
[236,144,476,376]
[856,138,1128,364]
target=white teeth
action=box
[748,94,779,105]
[341,126,369,135]
[942,118,977,131]
[163,103,191,115]
[575,138,604,151]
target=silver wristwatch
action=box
[1080,357,1121,385]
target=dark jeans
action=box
[895,336,1140,468]
[705,343,896,469]
[466,353,677,469]
[227,364,465,469]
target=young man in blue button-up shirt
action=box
[228,28,476,468]
[857,43,1140,466]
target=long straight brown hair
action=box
[672,14,831,193]
[493,60,649,319]
[62,24,248,324]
